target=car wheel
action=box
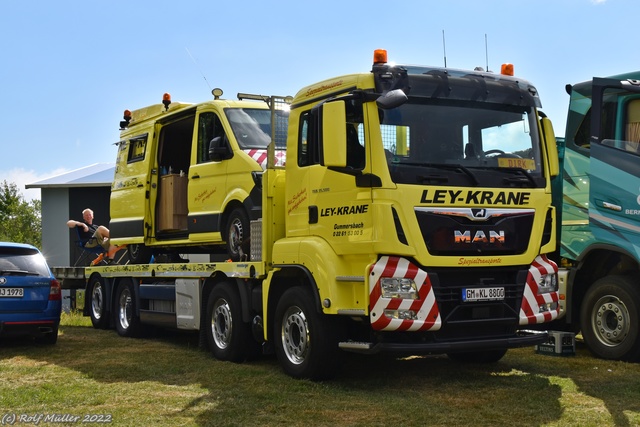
[225,208,250,262]
[128,243,153,264]
[35,325,59,345]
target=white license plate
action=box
[0,288,24,298]
[462,287,504,302]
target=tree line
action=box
[0,180,41,248]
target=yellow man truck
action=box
[82,49,560,379]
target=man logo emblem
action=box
[471,208,487,219]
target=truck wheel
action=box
[206,282,253,362]
[447,349,507,363]
[114,280,144,337]
[88,276,109,329]
[274,287,341,380]
[581,275,640,361]
[225,208,250,262]
[128,243,153,264]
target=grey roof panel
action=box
[26,163,115,189]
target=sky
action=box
[1,0,637,200]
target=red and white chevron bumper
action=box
[369,256,442,332]
[244,149,286,169]
[519,254,560,325]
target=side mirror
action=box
[376,89,408,110]
[208,136,232,161]
[322,101,347,167]
[541,117,559,177]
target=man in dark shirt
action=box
[67,208,118,262]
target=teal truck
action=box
[555,72,640,361]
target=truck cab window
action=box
[624,99,640,153]
[298,111,320,167]
[345,100,365,169]
[197,112,225,164]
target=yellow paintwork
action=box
[103,67,557,337]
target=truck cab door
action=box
[292,100,374,256]
[589,78,640,245]
[109,132,154,244]
[187,110,229,241]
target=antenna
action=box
[485,34,489,72]
[185,47,212,91]
[442,30,447,68]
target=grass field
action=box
[1,311,639,426]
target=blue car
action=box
[0,242,61,344]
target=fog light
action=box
[380,277,418,299]
[384,309,417,320]
[538,302,558,313]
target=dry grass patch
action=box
[0,315,639,426]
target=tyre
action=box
[447,349,507,363]
[88,276,109,329]
[114,280,144,337]
[225,208,250,262]
[274,287,342,380]
[35,325,58,345]
[206,282,254,362]
[128,243,153,264]
[580,275,640,361]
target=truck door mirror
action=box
[208,136,232,161]
[322,101,347,168]
[376,89,408,110]
[541,117,559,177]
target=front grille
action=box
[428,266,528,331]
[416,207,534,256]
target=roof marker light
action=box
[120,109,132,129]
[373,49,388,65]
[162,93,172,111]
[501,63,514,76]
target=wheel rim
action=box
[129,244,140,259]
[212,298,232,350]
[591,294,631,346]
[229,218,244,256]
[281,305,309,365]
[118,288,132,330]
[91,282,103,320]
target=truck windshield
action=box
[225,108,289,150]
[380,100,545,188]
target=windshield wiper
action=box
[501,168,536,187]
[399,162,480,186]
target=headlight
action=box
[537,272,558,294]
[380,277,418,299]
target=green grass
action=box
[1,315,639,426]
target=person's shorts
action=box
[85,232,110,251]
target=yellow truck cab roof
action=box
[121,98,271,136]
[292,73,370,107]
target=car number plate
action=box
[462,287,504,302]
[0,287,24,298]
